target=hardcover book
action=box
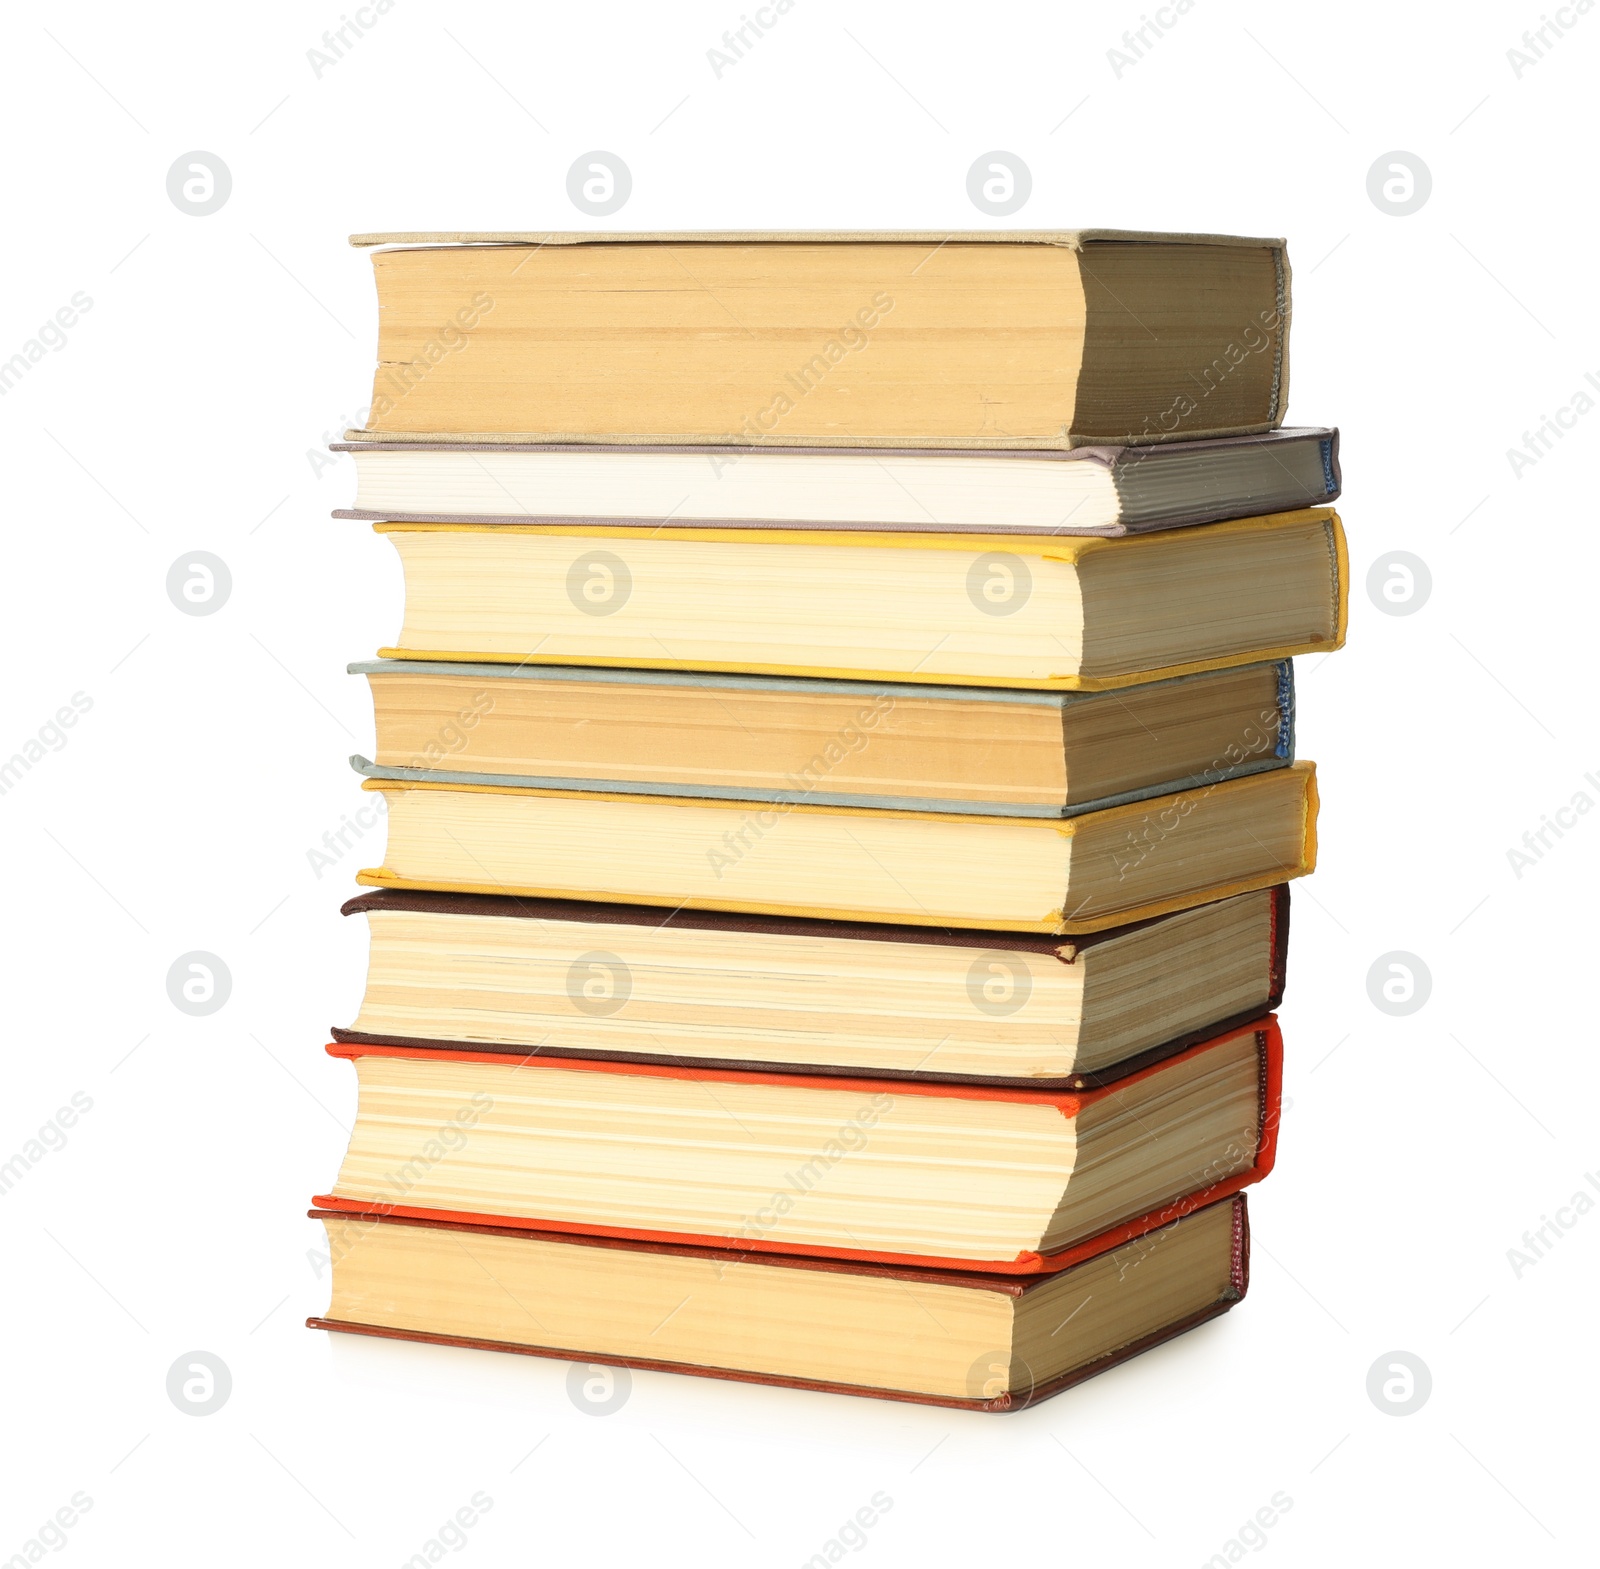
[354,762,1317,934]
[350,658,1295,818]
[346,230,1291,449]
[331,428,1340,535]
[308,1193,1252,1411]
[335,885,1289,1089]
[369,509,1346,692]
[313,1017,1281,1272]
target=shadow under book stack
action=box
[309,229,1347,1410]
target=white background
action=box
[2,1,1595,1564]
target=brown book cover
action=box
[332,884,1289,1090]
[306,1193,1250,1411]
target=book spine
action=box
[1267,884,1291,1006]
[1230,1193,1251,1298]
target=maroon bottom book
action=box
[308,1193,1249,1411]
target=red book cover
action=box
[313,1016,1281,1275]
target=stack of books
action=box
[310,230,1346,1410]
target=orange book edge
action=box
[313,1016,1281,1276]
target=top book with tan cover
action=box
[346,230,1290,450]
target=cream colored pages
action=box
[350,908,1089,1078]
[384,527,1087,685]
[363,784,1076,930]
[330,1054,1075,1262]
